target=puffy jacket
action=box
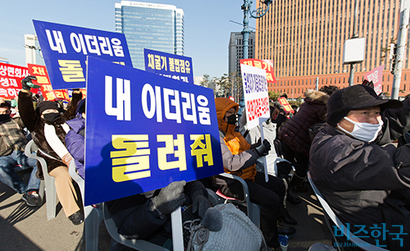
[310,98,410,250]
[65,115,85,179]
[278,89,329,157]
[215,97,259,182]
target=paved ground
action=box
[0,173,332,251]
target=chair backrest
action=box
[307,172,389,251]
[102,202,170,251]
[216,172,261,228]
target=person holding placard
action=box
[214,97,296,250]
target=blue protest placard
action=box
[144,48,194,84]
[33,20,132,90]
[84,57,223,206]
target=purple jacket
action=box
[65,115,85,179]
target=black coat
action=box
[106,181,207,246]
[278,90,329,157]
[310,98,410,250]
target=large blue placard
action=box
[144,48,194,84]
[33,20,132,90]
[84,57,223,206]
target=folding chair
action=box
[69,159,103,251]
[215,172,261,228]
[102,202,170,251]
[24,140,57,220]
[307,172,389,251]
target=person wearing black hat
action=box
[18,76,84,225]
[310,85,410,250]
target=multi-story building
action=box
[256,0,410,98]
[229,31,255,101]
[229,31,255,76]
[115,1,184,70]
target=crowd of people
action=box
[1,76,410,250]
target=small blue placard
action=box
[144,48,194,84]
[84,57,222,206]
[33,20,132,90]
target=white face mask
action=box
[337,117,383,142]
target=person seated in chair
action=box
[310,85,410,250]
[214,97,296,251]
[0,98,40,207]
[106,180,212,249]
[65,99,86,179]
[239,107,300,226]
[18,76,84,225]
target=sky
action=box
[0,0,256,79]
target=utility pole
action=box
[392,0,410,99]
[241,0,273,59]
[349,0,359,86]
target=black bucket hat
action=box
[327,85,403,126]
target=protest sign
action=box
[278,97,294,115]
[144,48,194,84]
[241,64,270,182]
[33,20,132,90]
[241,64,270,130]
[364,65,384,95]
[84,57,223,206]
[0,63,28,99]
[27,64,69,101]
[240,58,277,84]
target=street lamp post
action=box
[242,0,273,59]
[348,0,359,86]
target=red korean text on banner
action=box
[0,62,29,99]
[240,59,277,83]
[278,97,294,114]
[28,64,70,102]
[364,65,384,95]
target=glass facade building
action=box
[115,1,184,70]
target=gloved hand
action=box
[255,139,271,157]
[150,181,186,217]
[21,75,40,90]
[192,189,211,218]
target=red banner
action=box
[0,62,29,99]
[278,97,294,114]
[28,64,70,101]
[364,65,384,95]
[240,59,277,83]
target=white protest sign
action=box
[241,64,270,130]
[241,64,270,181]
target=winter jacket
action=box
[0,116,27,156]
[310,98,410,250]
[18,90,82,178]
[65,115,85,179]
[278,89,329,157]
[214,98,259,184]
[106,181,207,246]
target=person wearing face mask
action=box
[310,85,410,250]
[18,76,84,225]
[0,98,40,207]
[213,97,296,251]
